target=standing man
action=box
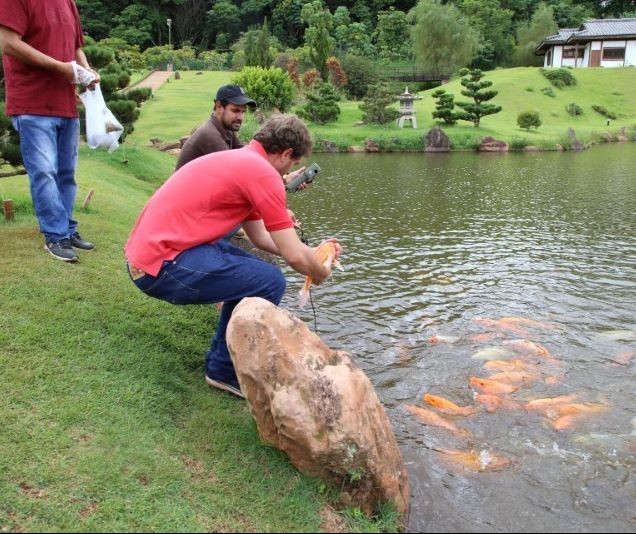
[0,0,98,262]
[125,114,341,398]
[175,84,256,170]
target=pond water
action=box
[283,143,636,532]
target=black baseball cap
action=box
[215,84,256,107]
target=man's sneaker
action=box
[44,239,78,262]
[205,374,245,399]
[70,232,95,251]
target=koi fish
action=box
[487,371,538,387]
[502,339,551,357]
[474,394,522,413]
[423,393,476,416]
[435,448,512,472]
[471,346,516,361]
[428,335,459,344]
[470,332,503,343]
[405,404,472,437]
[483,359,539,373]
[524,394,580,413]
[548,404,608,431]
[469,377,518,395]
[298,241,343,308]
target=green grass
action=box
[124,68,636,154]
[0,129,397,531]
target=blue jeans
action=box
[129,240,286,380]
[11,115,80,242]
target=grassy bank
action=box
[126,67,636,154]
[0,145,396,531]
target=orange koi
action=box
[547,404,608,431]
[423,394,476,416]
[524,394,580,413]
[483,359,538,373]
[298,241,343,308]
[475,394,522,412]
[405,404,472,437]
[612,350,636,366]
[435,448,512,472]
[469,376,518,396]
[470,332,503,343]
[502,339,551,357]
[487,371,538,387]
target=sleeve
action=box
[0,0,28,35]
[242,174,293,232]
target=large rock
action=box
[226,298,410,523]
[478,136,508,152]
[424,125,450,152]
[566,127,585,150]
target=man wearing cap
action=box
[175,84,256,170]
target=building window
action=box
[602,47,625,60]
[563,48,584,59]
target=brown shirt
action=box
[175,115,244,170]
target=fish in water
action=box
[524,394,580,413]
[405,404,472,437]
[423,393,476,416]
[487,371,538,387]
[474,394,522,412]
[549,403,609,431]
[471,346,516,361]
[428,334,460,344]
[483,359,539,374]
[298,241,343,308]
[435,448,512,472]
[469,376,519,395]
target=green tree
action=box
[359,82,400,125]
[205,0,242,50]
[233,66,296,112]
[109,4,159,48]
[408,0,481,76]
[511,2,558,67]
[0,102,23,168]
[297,81,341,124]
[271,0,306,48]
[455,68,502,127]
[431,89,460,125]
[460,0,515,70]
[301,1,335,80]
[374,8,411,61]
[517,110,542,130]
[341,54,379,99]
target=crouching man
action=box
[124,114,341,398]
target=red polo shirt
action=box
[0,0,84,117]
[125,140,294,276]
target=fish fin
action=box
[298,288,309,309]
[333,259,344,271]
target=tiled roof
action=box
[536,18,636,53]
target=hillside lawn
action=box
[126,67,636,152]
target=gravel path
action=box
[126,70,173,93]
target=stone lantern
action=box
[396,87,422,128]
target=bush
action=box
[510,136,529,150]
[566,102,583,116]
[541,87,556,97]
[358,82,400,125]
[233,66,296,112]
[517,110,542,130]
[591,105,617,120]
[123,87,152,106]
[296,81,341,125]
[541,67,577,88]
[340,54,379,100]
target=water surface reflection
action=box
[283,144,636,532]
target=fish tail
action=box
[298,288,310,308]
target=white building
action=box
[536,18,636,68]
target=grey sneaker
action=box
[44,239,78,262]
[205,374,245,399]
[70,232,95,251]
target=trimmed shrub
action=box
[296,81,341,125]
[541,67,577,88]
[233,66,296,112]
[541,87,556,97]
[510,136,529,150]
[358,82,400,125]
[517,110,542,130]
[591,105,617,120]
[566,102,583,116]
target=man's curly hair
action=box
[253,114,312,159]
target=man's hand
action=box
[283,166,309,191]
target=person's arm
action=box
[0,25,73,81]
[75,48,100,85]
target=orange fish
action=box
[423,394,476,416]
[611,350,636,366]
[474,394,522,412]
[483,359,538,373]
[405,404,472,437]
[524,394,580,413]
[470,332,503,343]
[435,448,512,472]
[298,241,343,308]
[469,376,518,396]
[547,404,608,431]
[487,371,538,387]
[502,339,551,358]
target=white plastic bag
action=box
[80,83,124,153]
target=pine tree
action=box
[431,89,459,125]
[358,83,400,125]
[455,68,502,127]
